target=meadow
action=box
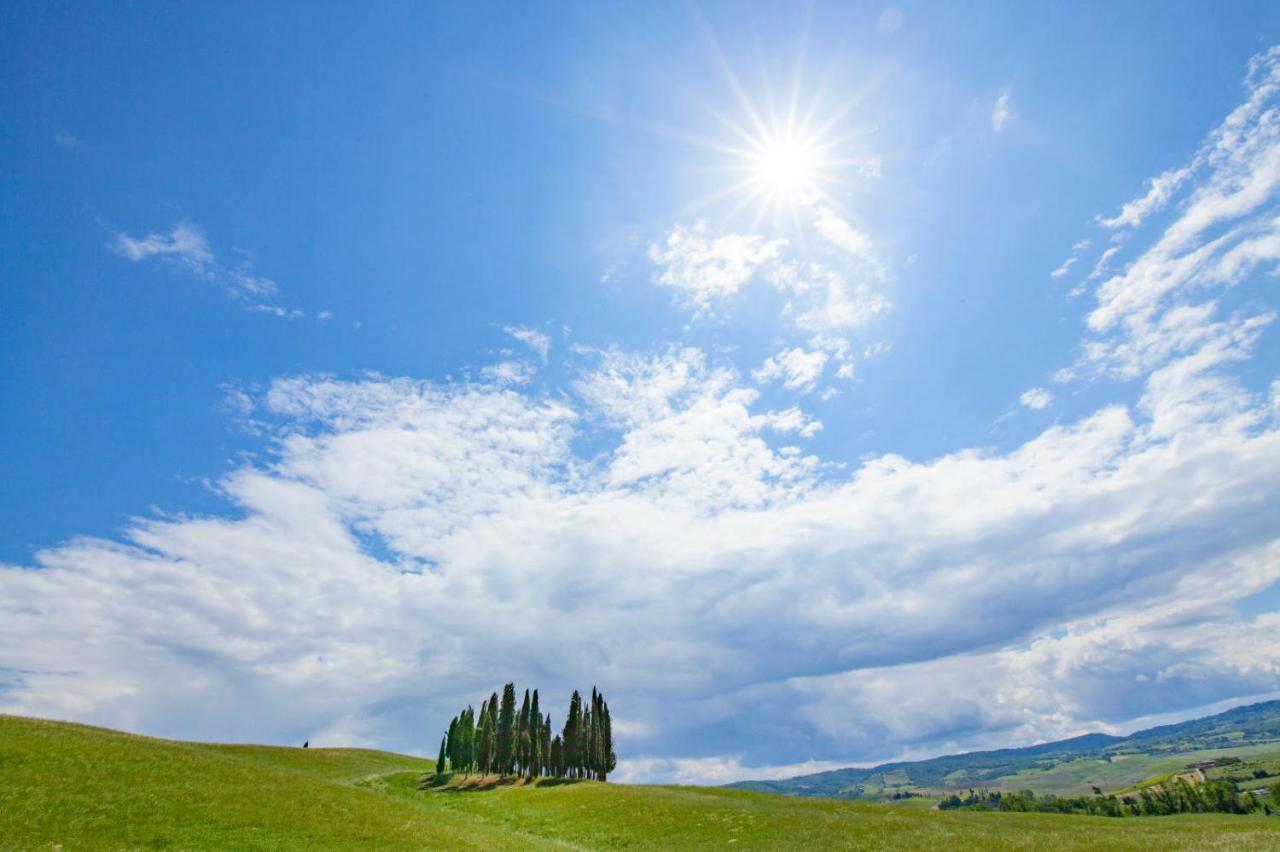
[3,715,1279,850]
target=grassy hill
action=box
[2,714,1278,849]
[730,700,1280,801]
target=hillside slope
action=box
[2,714,1277,850]
[731,700,1280,799]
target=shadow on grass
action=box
[420,773,586,793]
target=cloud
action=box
[1050,257,1077,278]
[648,222,784,310]
[813,208,876,260]
[1020,387,1053,410]
[503,325,551,362]
[54,131,80,148]
[1097,165,1195,230]
[110,220,301,316]
[753,348,829,393]
[112,221,215,270]
[481,360,537,385]
[650,212,888,392]
[1071,46,1280,386]
[992,91,1014,131]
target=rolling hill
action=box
[2,713,1278,849]
[730,700,1280,801]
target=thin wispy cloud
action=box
[991,91,1014,131]
[110,221,305,318]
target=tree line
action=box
[939,777,1279,816]
[435,683,616,781]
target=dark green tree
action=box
[497,682,517,776]
[436,734,448,777]
[562,690,582,779]
[529,689,542,779]
[517,688,531,777]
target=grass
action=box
[3,714,1279,850]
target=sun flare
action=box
[751,134,823,200]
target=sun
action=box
[750,134,823,200]
[675,69,868,231]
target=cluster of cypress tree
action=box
[435,684,616,782]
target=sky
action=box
[3,1,1280,784]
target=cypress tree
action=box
[445,715,459,774]
[529,689,541,779]
[563,690,582,779]
[486,692,500,773]
[497,682,517,776]
[459,706,475,776]
[603,696,616,780]
[434,685,616,783]
[476,702,491,775]
[581,699,592,780]
[518,689,531,777]
[550,734,563,778]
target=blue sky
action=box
[3,1,1280,783]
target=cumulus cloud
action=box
[649,211,888,393]
[753,348,829,393]
[1020,387,1053,409]
[648,222,784,310]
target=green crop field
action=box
[2,715,1278,850]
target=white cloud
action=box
[648,222,784,310]
[503,325,550,362]
[813,208,875,260]
[54,131,80,148]
[753,348,829,393]
[110,220,299,315]
[1074,47,1280,387]
[481,360,537,385]
[112,221,215,271]
[1098,165,1196,230]
[992,91,1014,131]
[1050,257,1077,278]
[1020,387,1053,410]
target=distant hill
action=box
[5,713,1277,849]
[730,700,1280,800]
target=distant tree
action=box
[518,688,531,777]
[563,690,582,780]
[485,692,499,773]
[476,702,492,775]
[529,689,542,780]
[498,683,517,776]
[445,715,458,774]
[600,691,616,780]
[436,735,448,777]
[459,706,475,775]
[550,734,564,778]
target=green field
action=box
[2,715,1278,850]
